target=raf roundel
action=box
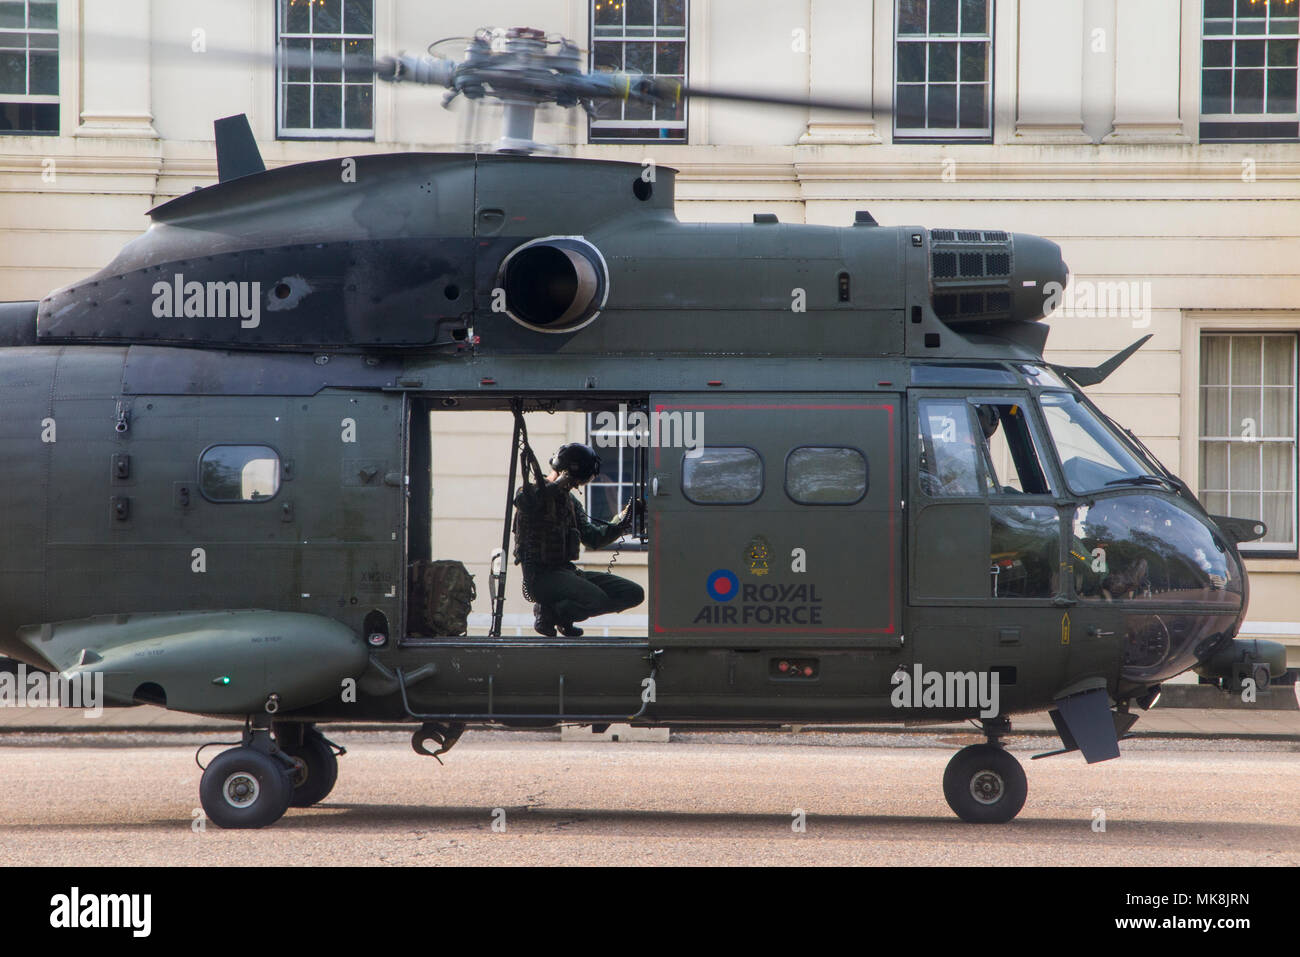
[706,569,740,602]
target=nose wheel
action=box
[943,743,1027,823]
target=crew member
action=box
[513,443,644,637]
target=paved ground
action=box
[0,728,1296,866]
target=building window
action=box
[277,0,374,139]
[589,0,686,143]
[586,410,641,546]
[1201,0,1299,142]
[1199,333,1298,554]
[895,0,993,140]
[0,0,58,134]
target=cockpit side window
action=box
[1039,392,1148,492]
[918,399,983,496]
[919,398,1054,498]
[979,402,1054,495]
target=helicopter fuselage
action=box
[0,150,1282,829]
[0,332,1258,726]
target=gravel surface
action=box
[1,729,1296,866]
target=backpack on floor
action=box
[409,560,477,636]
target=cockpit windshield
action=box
[1038,392,1155,493]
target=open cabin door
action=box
[648,393,902,648]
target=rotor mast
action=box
[375,25,871,155]
[379,27,602,155]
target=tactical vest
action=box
[513,483,580,569]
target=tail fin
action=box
[214,113,266,183]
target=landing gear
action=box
[198,714,296,829]
[200,746,293,829]
[942,718,1027,824]
[276,723,342,808]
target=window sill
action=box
[894,134,993,144]
[1243,558,1300,573]
[276,134,376,142]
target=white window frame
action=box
[894,0,994,141]
[1200,0,1299,140]
[584,409,643,550]
[276,0,374,140]
[589,0,687,144]
[1184,314,1300,562]
[0,0,58,133]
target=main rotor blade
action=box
[679,82,885,115]
[588,74,886,116]
[70,29,884,116]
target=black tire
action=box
[942,744,1027,824]
[199,746,294,829]
[280,730,339,808]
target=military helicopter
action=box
[0,26,1286,829]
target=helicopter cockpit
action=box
[910,361,1250,694]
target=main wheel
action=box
[942,744,1027,823]
[199,746,294,829]
[279,730,339,808]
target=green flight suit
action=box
[513,482,644,625]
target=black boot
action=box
[533,603,557,637]
[558,622,584,637]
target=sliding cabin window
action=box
[785,447,868,505]
[199,445,282,503]
[681,447,763,505]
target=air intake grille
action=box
[933,290,1015,321]
[928,228,1015,287]
[928,229,1010,245]
[930,250,1012,281]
